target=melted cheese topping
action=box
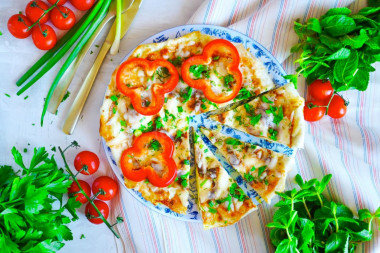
[211,84,305,148]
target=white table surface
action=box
[0,0,203,252]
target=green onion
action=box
[16,12,90,87]
[40,0,112,125]
[17,1,106,96]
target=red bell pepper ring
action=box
[116,58,179,116]
[181,39,243,103]
[120,131,177,187]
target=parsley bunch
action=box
[0,147,80,253]
[268,174,380,252]
[287,6,380,91]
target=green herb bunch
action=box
[286,5,380,91]
[0,147,80,253]
[267,174,380,252]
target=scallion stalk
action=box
[17,0,106,96]
[40,0,112,126]
[16,12,90,86]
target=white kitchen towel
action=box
[114,0,380,252]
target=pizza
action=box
[99,31,304,228]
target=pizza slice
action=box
[194,131,257,229]
[210,83,305,148]
[200,128,293,203]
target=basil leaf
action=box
[346,68,370,91]
[358,6,380,16]
[333,50,358,84]
[275,238,298,253]
[325,48,351,61]
[321,15,356,37]
[340,29,370,49]
[306,18,322,33]
[322,7,351,18]
[325,232,349,253]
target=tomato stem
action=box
[27,0,59,31]
[58,146,121,239]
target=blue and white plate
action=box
[103,24,287,222]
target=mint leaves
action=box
[268,174,380,252]
[0,147,79,253]
[288,6,380,91]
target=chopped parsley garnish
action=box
[229,183,247,202]
[180,172,190,188]
[244,103,254,114]
[258,165,267,177]
[223,74,234,88]
[163,109,176,122]
[265,106,284,125]
[144,179,150,184]
[120,120,127,127]
[61,91,71,102]
[249,114,262,126]
[264,179,269,185]
[216,194,232,211]
[250,144,257,149]
[155,117,164,129]
[204,149,209,153]
[189,65,210,79]
[200,179,208,187]
[235,116,243,125]
[179,87,192,103]
[24,96,29,100]
[225,139,242,146]
[168,56,182,67]
[80,234,85,239]
[165,97,168,103]
[4,93,10,98]
[234,88,253,101]
[244,173,255,182]
[110,95,119,105]
[208,207,217,213]
[155,67,170,82]
[177,106,183,113]
[183,159,190,165]
[212,56,220,61]
[268,128,278,141]
[112,107,117,114]
[176,130,183,139]
[201,104,207,110]
[194,132,200,143]
[261,95,273,104]
[208,201,215,207]
[149,139,161,151]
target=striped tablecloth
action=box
[110,0,380,252]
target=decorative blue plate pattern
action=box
[102,24,288,222]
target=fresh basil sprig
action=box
[286,6,380,91]
[267,174,380,252]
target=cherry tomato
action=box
[50,6,76,30]
[74,151,100,175]
[47,0,67,5]
[69,0,95,11]
[92,176,119,201]
[308,80,334,101]
[68,180,91,204]
[7,14,32,39]
[25,0,50,24]
[32,24,57,50]
[327,95,347,119]
[85,200,109,224]
[304,100,326,122]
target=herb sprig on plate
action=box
[268,174,380,252]
[286,6,380,91]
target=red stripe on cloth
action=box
[237,222,247,253]
[212,228,222,252]
[230,0,242,25]
[206,0,217,24]
[272,0,289,56]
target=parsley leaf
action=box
[189,65,210,79]
[149,139,161,151]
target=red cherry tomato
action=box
[85,200,109,224]
[50,6,76,30]
[308,80,334,101]
[327,95,347,119]
[32,24,57,50]
[68,180,91,204]
[47,0,67,5]
[25,0,50,24]
[74,151,100,175]
[92,176,119,201]
[304,100,326,122]
[7,14,32,39]
[69,0,95,11]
